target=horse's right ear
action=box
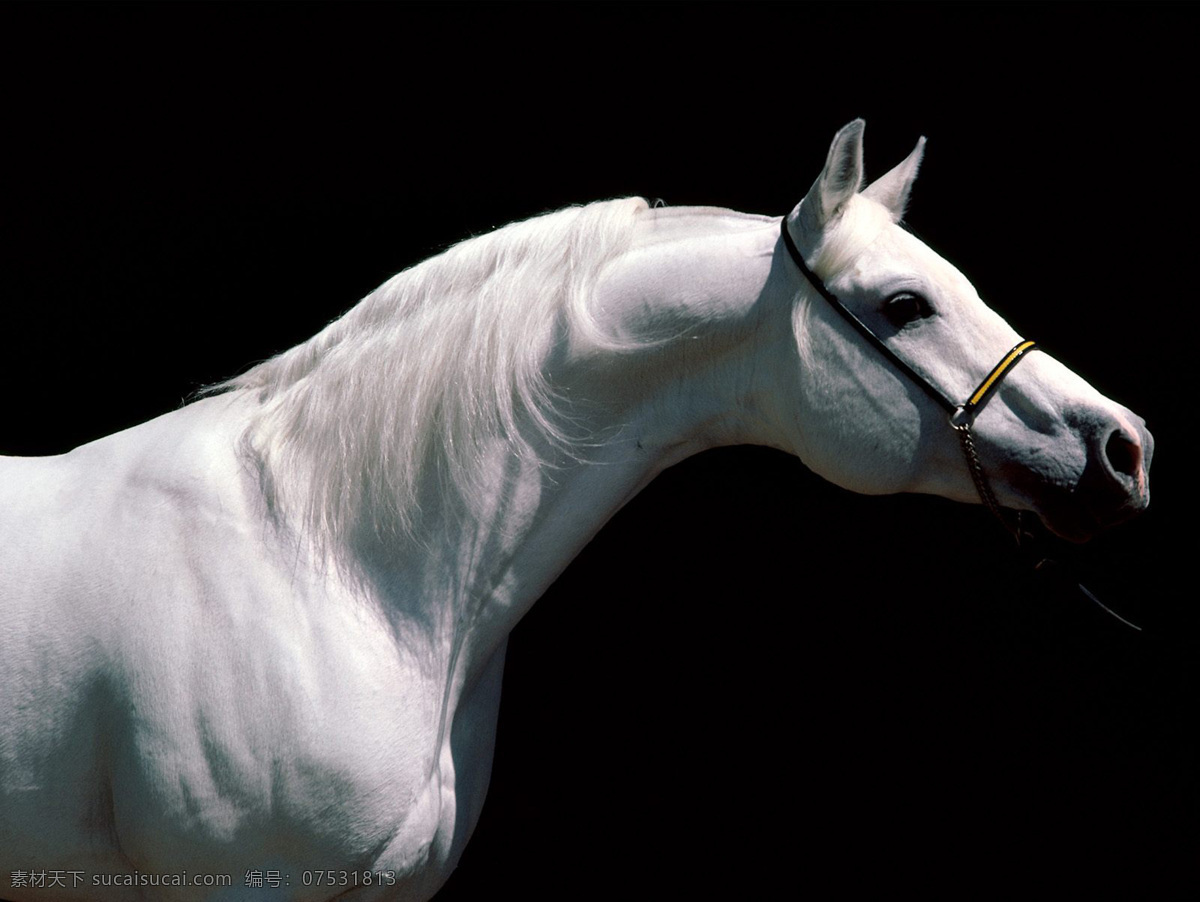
[862,136,925,222]
[790,119,865,240]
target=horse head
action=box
[777,120,1152,541]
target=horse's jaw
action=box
[1035,504,1142,544]
[1034,479,1152,544]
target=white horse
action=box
[0,121,1151,901]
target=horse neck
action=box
[573,207,792,451]
[414,208,790,668]
[243,206,790,687]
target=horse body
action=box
[0,207,782,901]
[0,122,1151,900]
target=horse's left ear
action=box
[862,136,926,222]
[793,119,866,239]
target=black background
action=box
[2,3,1194,894]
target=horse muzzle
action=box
[1024,407,1154,543]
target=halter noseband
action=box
[780,216,1038,538]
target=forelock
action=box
[810,194,894,280]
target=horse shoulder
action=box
[0,398,466,892]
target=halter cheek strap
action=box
[779,216,1039,537]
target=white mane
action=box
[220,197,650,553]
[809,192,894,279]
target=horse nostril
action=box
[1105,430,1141,479]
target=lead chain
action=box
[954,421,1019,541]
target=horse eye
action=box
[883,292,932,328]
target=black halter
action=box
[779,216,1039,537]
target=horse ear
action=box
[792,119,865,238]
[862,136,926,222]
